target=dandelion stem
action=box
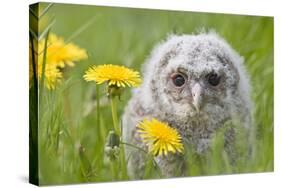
[109,95,128,179]
[96,84,101,140]
[110,96,119,135]
[120,142,147,154]
[121,141,162,178]
[110,160,118,180]
[119,146,127,179]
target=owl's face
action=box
[148,34,241,123]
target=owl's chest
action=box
[165,115,227,154]
[131,97,228,153]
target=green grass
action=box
[30,2,273,185]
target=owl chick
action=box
[122,32,252,178]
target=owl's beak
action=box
[191,83,203,112]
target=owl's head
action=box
[140,32,251,124]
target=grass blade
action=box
[39,3,54,19]
[39,28,51,97]
[29,32,38,93]
[65,16,99,44]
[29,7,38,19]
[38,18,56,41]
[29,3,54,20]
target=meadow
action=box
[29,2,273,185]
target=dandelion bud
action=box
[104,131,120,161]
[106,130,120,148]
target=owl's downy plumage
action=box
[122,32,252,178]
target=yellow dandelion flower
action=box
[38,34,88,68]
[29,33,88,90]
[83,64,142,87]
[38,64,63,90]
[137,118,184,156]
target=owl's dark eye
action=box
[172,74,186,87]
[207,73,221,86]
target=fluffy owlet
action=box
[122,32,252,178]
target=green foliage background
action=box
[30,2,273,185]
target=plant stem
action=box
[119,145,127,179]
[110,96,119,135]
[121,141,162,178]
[110,160,118,180]
[109,95,128,179]
[120,142,147,154]
[96,84,101,140]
